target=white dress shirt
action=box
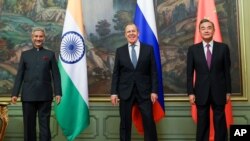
[128,40,140,61]
[202,40,214,58]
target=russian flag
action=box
[132,0,165,134]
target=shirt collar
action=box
[128,40,140,47]
[202,40,214,48]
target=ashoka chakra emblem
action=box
[60,31,85,64]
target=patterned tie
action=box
[131,45,137,68]
[206,44,212,69]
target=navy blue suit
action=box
[111,42,158,141]
[12,47,62,141]
[187,41,231,141]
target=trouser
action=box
[119,85,157,141]
[196,94,227,141]
[22,101,52,141]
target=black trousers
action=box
[119,85,157,141]
[22,101,52,141]
[196,94,227,141]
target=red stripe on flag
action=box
[132,101,165,134]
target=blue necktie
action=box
[131,45,137,68]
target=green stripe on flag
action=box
[55,61,89,141]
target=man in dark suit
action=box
[11,27,62,141]
[187,19,231,141]
[110,23,158,141]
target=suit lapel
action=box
[123,44,135,69]
[197,43,209,70]
[210,41,218,70]
[136,44,145,68]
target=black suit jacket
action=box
[187,41,231,105]
[111,42,158,100]
[12,47,62,101]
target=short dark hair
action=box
[124,23,139,32]
[199,19,215,29]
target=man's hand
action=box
[110,95,119,106]
[11,96,18,104]
[151,93,158,104]
[189,94,195,105]
[55,96,61,105]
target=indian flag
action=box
[55,0,90,140]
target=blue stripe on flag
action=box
[134,4,165,111]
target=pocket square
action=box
[42,56,49,61]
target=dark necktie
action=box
[131,45,137,68]
[206,44,212,69]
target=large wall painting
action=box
[0,0,241,98]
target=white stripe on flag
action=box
[137,0,158,40]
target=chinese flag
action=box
[192,0,234,140]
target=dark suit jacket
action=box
[187,41,231,105]
[12,47,62,101]
[111,42,158,100]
